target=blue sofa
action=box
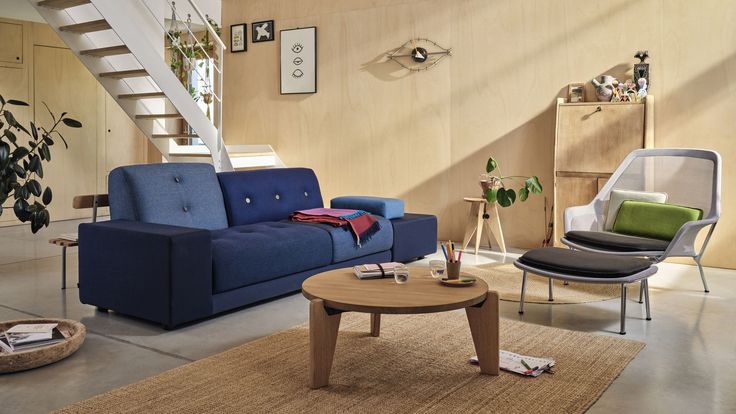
[78,164,437,328]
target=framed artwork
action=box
[280,27,317,94]
[568,83,585,103]
[252,20,275,43]
[230,23,246,53]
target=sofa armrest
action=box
[331,196,404,219]
[78,220,213,328]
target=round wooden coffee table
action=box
[302,267,499,388]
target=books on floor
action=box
[470,350,555,377]
[353,262,406,279]
[0,323,68,353]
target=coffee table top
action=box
[302,267,489,314]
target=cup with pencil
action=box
[441,241,463,280]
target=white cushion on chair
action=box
[604,189,667,231]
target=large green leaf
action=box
[42,187,52,205]
[486,157,498,173]
[27,179,42,197]
[62,117,82,128]
[0,142,9,168]
[7,99,29,106]
[29,155,41,173]
[497,188,512,207]
[525,176,543,193]
[506,188,516,204]
[519,186,529,202]
[485,187,498,204]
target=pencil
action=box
[440,244,448,261]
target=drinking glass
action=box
[394,266,409,284]
[429,260,446,279]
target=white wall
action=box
[0,0,43,22]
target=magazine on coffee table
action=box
[470,350,555,377]
[353,262,405,279]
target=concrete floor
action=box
[0,220,735,413]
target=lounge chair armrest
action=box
[564,203,601,232]
[663,218,718,258]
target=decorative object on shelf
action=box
[482,156,543,208]
[230,23,247,52]
[280,27,317,94]
[252,20,274,43]
[636,78,648,102]
[0,96,81,233]
[633,50,650,89]
[567,83,585,103]
[386,38,452,72]
[591,75,617,102]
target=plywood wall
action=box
[222,0,736,269]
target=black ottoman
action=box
[514,248,658,334]
[390,213,438,263]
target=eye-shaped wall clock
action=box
[386,38,452,71]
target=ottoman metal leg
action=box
[643,279,652,321]
[518,270,528,314]
[548,278,554,302]
[619,284,627,335]
[61,245,67,290]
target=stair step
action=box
[59,19,110,34]
[151,134,199,139]
[38,0,90,9]
[99,69,148,79]
[118,92,166,100]
[80,45,130,57]
[136,113,183,120]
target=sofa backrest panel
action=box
[217,168,324,226]
[109,163,229,230]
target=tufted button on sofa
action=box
[78,164,437,329]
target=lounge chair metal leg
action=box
[638,281,644,304]
[694,257,710,293]
[548,277,554,301]
[619,284,627,335]
[643,279,651,321]
[519,270,528,314]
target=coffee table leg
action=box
[465,291,500,375]
[370,313,381,337]
[309,299,341,388]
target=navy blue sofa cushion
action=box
[391,213,438,262]
[211,222,333,293]
[218,168,324,226]
[109,163,229,230]
[298,215,394,262]
[331,196,405,219]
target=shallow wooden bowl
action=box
[0,318,86,374]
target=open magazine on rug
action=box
[470,350,555,377]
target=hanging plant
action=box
[0,96,81,233]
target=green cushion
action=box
[613,200,703,241]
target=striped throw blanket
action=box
[290,208,380,247]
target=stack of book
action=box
[353,262,406,279]
[470,350,555,377]
[0,323,68,353]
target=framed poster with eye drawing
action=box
[280,27,317,94]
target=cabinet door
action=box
[0,22,23,64]
[34,45,99,221]
[0,66,29,224]
[556,104,645,173]
[105,92,148,177]
[554,176,599,245]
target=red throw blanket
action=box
[290,208,380,247]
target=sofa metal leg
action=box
[643,279,651,321]
[619,284,627,335]
[694,257,710,293]
[518,270,528,314]
[548,277,554,302]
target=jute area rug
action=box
[56,312,644,414]
[464,263,622,304]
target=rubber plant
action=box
[0,95,81,233]
[483,156,543,207]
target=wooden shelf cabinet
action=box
[552,97,654,244]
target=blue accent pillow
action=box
[331,196,404,219]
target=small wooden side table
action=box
[461,197,506,255]
[48,238,78,290]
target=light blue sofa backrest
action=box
[109,163,229,230]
